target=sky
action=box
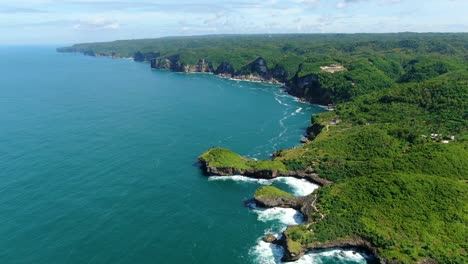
[0,0,467,44]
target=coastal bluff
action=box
[198,148,332,186]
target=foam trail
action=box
[208,175,272,185]
[251,240,284,264]
[253,207,304,226]
[252,244,368,264]
[295,249,368,264]
[275,96,290,107]
[208,176,318,197]
[295,107,303,113]
[275,177,319,196]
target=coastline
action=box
[65,50,378,263]
[59,51,322,105]
[143,50,378,262]
[201,160,382,263]
[198,144,377,263]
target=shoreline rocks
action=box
[199,157,332,187]
[263,234,279,244]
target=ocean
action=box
[0,46,370,264]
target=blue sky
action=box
[0,0,467,44]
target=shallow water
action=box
[0,46,369,264]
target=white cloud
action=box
[73,18,120,30]
[336,2,347,9]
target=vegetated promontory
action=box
[59,33,468,264]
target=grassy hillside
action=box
[199,148,287,173]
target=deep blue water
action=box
[0,46,369,264]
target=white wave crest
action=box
[208,175,272,185]
[274,177,319,196]
[251,244,368,264]
[275,96,290,107]
[295,249,367,264]
[208,176,318,197]
[253,207,304,226]
[251,240,284,264]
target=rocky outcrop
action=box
[199,160,283,179]
[150,55,183,71]
[284,169,332,186]
[215,61,235,76]
[254,193,303,210]
[280,232,306,261]
[197,59,214,72]
[271,65,290,83]
[287,71,332,105]
[306,122,324,140]
[237,57,270,79]
[199,158,331,186]
[263,234,279,244]
[150,55,286,85]
[134,51,160,62]
[280,236,383,263]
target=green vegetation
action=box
[58,33,468,104]
[277,72,468,263]
[200,60,467,263]
[199,148,287,172]
[295,173,467,263]
[61,33,468,263]
[199,148,252,170]
[254,186,294,199]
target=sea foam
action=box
[209,175,364,263]
[294,249,368,264]
[274,177,319,196]
[208,175,272,185]
[253,207,304,226]
[252,243,368,264]
[251,240,284,264]
[208,176,318,196]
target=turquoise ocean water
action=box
[0,47,370,264]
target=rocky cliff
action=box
[69,48,333,105]
[148,54,333,104]
[150,55,289,85]
[286,65,333,105]
[199,158,331,186]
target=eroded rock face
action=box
[263,234,278,243]
[194,59,213,73]
[199,156,331,186]
[279,232,305,262]
[134,51,160,62]
[150,55,184,71]
[215,61,235,75]
[287,69,332,105]
[272,65,290,83]
[237,57,270,79]
[254,195,303,210]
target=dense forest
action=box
[59,33,468,263]
[58,33,468,105]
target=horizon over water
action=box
[0,46,370,264]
